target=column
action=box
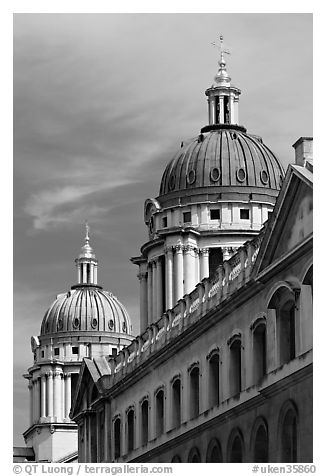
[222,246,232,261]
[184,245,191,294]
[65,373,71,419]
[152,261,157,322]
[94,265,98,285]
[234,97,239,124]
[33,378,40,423]
[156,257,163,319]
[90,264,94,284]
[147,263,153,326]
[77,264,81,283]
[219,96,224,124]
[174,245,184,303]
[209,98,216,124]
[28,381,33,426]
[53,370,62,420]
[165,247,173,310]
[229,95,235,123]
[200,248,210,280]
[138,272,148,333]
[47,371,54,418]
[40,374,47,419]
[83,263,87,283]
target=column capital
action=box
[199,247,210,255]
[137,271,148,281]
[174,244,184,253]
[53,370,63,378]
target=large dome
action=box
[40,284,132,336]
[159,125,284,199]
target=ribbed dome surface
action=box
[159,127,284,196]
[40,285,132,336]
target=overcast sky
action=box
[13,13,312,445]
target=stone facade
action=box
[70,152,313,462]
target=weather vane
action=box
[211,34,231,59]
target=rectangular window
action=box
[162,216,167,228]
[210,209,221,220]
[72,346,79,355]
[268,211,273,220]
[240,209,250,220]
[54,348,59,356]
[111,348,117,357]
[183,211,191,223]
[41,350,45,358]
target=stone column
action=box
[229,95,235,123]
[147,263,153,326]
[152,261,157,322]
[174,245,184,303]
[200,248,210,280]
[222,246,232,261]
[90,264,94,284]
[40,374,47,419]
[65,373,71,419]
[156,257,163,319]
[165,247,173,310]
[94,265,98,285]
[28,381,33,426]
[47,371,54,418]
[53,370,62,421]
[77,264,81,284]
[219,96,224,124]
[210,98,216,124]
[234,97,239,124]
[33,378,40,423]
[138,271,148,334]
[184,245,197,294]
[83,263,87,283]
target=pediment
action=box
[254,164,312,275]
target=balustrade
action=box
[109,234,263,380]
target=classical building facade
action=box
[19,227,134,463]
[70,40,313,463]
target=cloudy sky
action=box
[13,13,312,445]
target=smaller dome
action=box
[40,285,132,336]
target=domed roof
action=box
[159,125,284,198]
[40,285,132,336]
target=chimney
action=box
[292,137,313,166]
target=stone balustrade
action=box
[106,233,264,385]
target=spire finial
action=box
[211,34,231,86]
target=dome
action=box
[40,284,132,336]
[159,125,284,198]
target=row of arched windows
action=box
[172,401,298,463]
[111,268,311,460]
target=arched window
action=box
[208,351,220,407]
[252,321,267,382]
[229,433,244,463]
[188,447,201,463]
[127,408,135,452]
[141,399,149,445]
[171,455,182,463]
[171,378,181,429]
[281,408,298,462]
[229,336,242,396]
[189,365,200,419]
[113,417,121,459]
[206,438,223,462]
[268,286,297,365]
[252,421,269,462]
[155,389,164,437]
